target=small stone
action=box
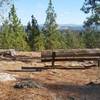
[14,80,42,89]
[0,73,16,81]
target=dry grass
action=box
[0,51,99,100]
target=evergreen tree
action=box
[9,4,30,50]
[81,0,100,30]
[43,0,65,49]
[81,0,100,48]
[81,0,100,14]
[34,33,45,51]
[26,15,45,51]
[0,20,10,49]
[1,4,30,50]
[83,31,100,48]
[64,31,85,49]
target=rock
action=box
[0,73,16,81]
[14,80,42,89]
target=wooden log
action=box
[7,67,87,72]
[41,57,100,62]
[21,66,86,70]
[42,53,100,58]
[41,49,100,58]
[54,49,100,53]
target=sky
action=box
[14,0,90,25]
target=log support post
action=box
[52,52,55,67]
[98,60,100,67]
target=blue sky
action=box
[14,0,89,25]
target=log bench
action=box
[41,49,100,68]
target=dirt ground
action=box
[0,51,100,100]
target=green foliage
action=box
[34,33,45,51]
[81,0,100,13]
[64,31,85,49]
[0,1,100,51]
[0,20,14,49]
[26,15,45,51]
[84,14,100,30]
[0,4,30,51]
[83,31,100,48]
[81,0,100,48]
[81,0,100,30]
[43,0,65,50]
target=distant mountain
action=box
[1,24,100,32]
[58,24,84,31]
[39,24,84,31]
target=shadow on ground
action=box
[14,77,100,100]
[43,82,100,100]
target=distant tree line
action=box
[0,0,100,51]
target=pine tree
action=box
[81,0,100,48]
[1,4,30,50]
[81,0,100,30]
[43,0,65,49]
[64,31,85,49]
[0,20,11,49]
[26,15,45,51]
[83,31,100,48]
[9,4,30,50]
[34,33,45,51]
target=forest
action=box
[0,0,100,51]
